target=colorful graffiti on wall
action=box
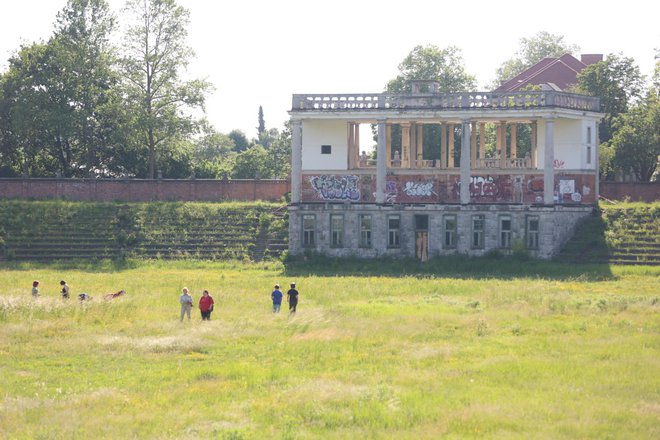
[308,175,361,201]
[301,173,596,204]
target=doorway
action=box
[415,215,429,262]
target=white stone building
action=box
[288,82,602,260]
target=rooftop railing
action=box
[292,91,600,113]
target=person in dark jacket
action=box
[199,290,214,321]
[286,282,299,315]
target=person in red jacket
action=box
[199,290,214,321]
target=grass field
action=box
[0,259,658,439]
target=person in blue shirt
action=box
[271,284,283,313]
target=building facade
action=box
[288,83,602,260]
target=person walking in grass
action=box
[60,280,70,300]
[271,284,283,313]
[287,282,299,316]
[32,281,40,298]
[180,287,193,322]
[199,290,214,321]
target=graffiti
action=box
[403,181,436,197]
[309,175,360,201]
[559,179,575,194]
[553,159,565,169]
[527,177,544,193]
[582,185,591,196]
[571,192,582,202]
[469,176,499,197]
[385,181,398,203]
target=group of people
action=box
[178,282,300,322]
[30,279,125,302]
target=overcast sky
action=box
[1,0,658,140]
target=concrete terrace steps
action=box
[1,202,287,261]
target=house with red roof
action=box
[494,54,603,92]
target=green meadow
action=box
[0,259,658,439]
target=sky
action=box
[1,0,658,141]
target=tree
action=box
[228,129,251,152]
[492,31,579,88]
[266,122,291,179]
[232,145,271,179]
[386,45,476,93]
[257,105,265,137]
[0,0,119,177]
[120,0,211,178]
[607,91,660,181]
[576,54,645,143]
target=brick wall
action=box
[0,178,290,202]
[600,182,660,202]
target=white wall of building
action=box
[302,120,348,170]
[537,118,593,170]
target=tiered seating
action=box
[0,201,288,262]
[558,204,660,265]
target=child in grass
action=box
[287,282,299,315]
[199,290,214,321]
[60,280,70,299]
[271,284,283,313]
[179,287,193,322]
[32,281,39,298]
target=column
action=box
[595,121,600,200]
[448,124,455,168]
[376,120,387,204]
[499,121,507,168]
[290,119,303,204]
[440,124,447,168]
[510,123,517,159]
[401,123,411,168]
[544,117,555,205]
[479,123,486,161]
[348,123,355,169]
[470,121,477,166]
[460,119,471,204]
[417,124,424,166]
[531,121,538,168]
[354,123,360,159]
[386,124,392,168]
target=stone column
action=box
[499,121,507,168]
[460,119,471,204]
[290,118,303,204]
[401,123,411,168]
[440,124,447,168]
[479,123,486,161]
[417,124,424,166]
[386,124,392,168]
[470,121,477,166]
[544,117,555,205]
[448,124,455,168]
[348,123,355,169]
[510,123,517,159]
[376,120,387,204]
[531,121,538,168]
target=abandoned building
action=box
[287,81,602,260]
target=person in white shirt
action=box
[179,287,193,321]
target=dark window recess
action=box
[321,145,332,154]
[415,215,428,231]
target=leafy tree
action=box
[266,122,291,179]
[120,0,211,178]
[492,31,579,88]
[607,91,660,181]
[257,105,265,137]
[383,45,476,157]
[0,0,118,177]
[386,45,476,93]
[576,54,645,143]
[229,129,251,152]
[232,145,271,179]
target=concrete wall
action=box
[289,203,593,259]
[302,120,348,170]
[0,178,290,202]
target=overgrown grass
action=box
[0,260,658,439]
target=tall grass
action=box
[0,260,658,439]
